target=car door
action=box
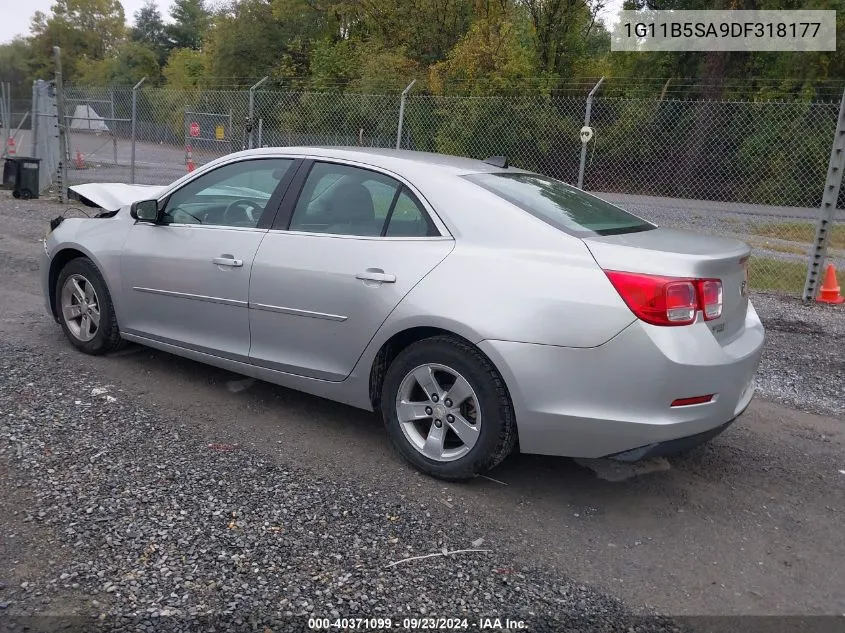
[248,160,454,381]
[120,157,297,361]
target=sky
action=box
[0,0,623,46]
[0,0,174,44]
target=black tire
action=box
[380,335,517,480]
[55,257,124,355]
[19,189,32,200]
[12,189,20,199]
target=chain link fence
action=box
[42,84,845,296]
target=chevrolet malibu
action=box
[41,147,764,480]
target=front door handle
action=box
[212,256,243,267]
[356,269,396,283]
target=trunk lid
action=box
[584,227,750,342]
[69,183,166,212]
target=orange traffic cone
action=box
[185,144,195,172]
[75,150,85,169]
[817,263,844,304]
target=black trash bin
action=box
[2,157,41,199]
[1,159,16,188]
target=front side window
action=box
[289,162,436,237]
[464,172,654,236]
[162,159,293,228]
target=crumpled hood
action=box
[69,183,166,212]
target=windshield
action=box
[464,172,655,236]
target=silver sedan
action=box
[41,148,764,479]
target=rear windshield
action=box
[464,172,655,236]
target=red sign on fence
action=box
[189,121,200,138]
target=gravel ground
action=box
[751,291,845,417]
[0,342,683,632]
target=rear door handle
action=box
[212,256,243,267]
[356,269,396,283]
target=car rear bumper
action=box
[478,302,764,459]
[607,416,738,462]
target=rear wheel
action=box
[55,257,123,355]
[381,335,517,480]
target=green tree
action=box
[308,39,419,92]
[78,41,161,85]
[0,38,37,97]
[162,48,209,88]
[132,0,169,65]
[207,0,293,82]
[166,0,211,50]
[308,38,357,89]
[429,14,537,95]
[270,0,348,43]
[29,0,126,80]
[354,0,474,66]
[522,0,603,77]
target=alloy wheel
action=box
[60,274,101,342]
[395,363,482,462]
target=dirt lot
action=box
[0,191,844,629]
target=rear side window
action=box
[385,189,433,237]
[289,162,437,237]
[464,172,654,236]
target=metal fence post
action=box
[130,76,147,184]
[8,83,14,156]
[110,89,117,165]
[1,82,8,157]
[248,76,268,150]
[30,80,39,156]
[577,77,604,190]
[802,86,845,302]
[53,47,70,203]
[396,80,416,150]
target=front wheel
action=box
[381,336,517,480]
[55,257,123,355]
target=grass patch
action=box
[749,257,843,294]
[751,222,845,249]
[747,237,808,256]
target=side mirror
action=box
[130,199,160,223]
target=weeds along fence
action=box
[39,84,845,295]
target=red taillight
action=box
[671,395,714,407]
[605,270,723,327]
[665,281,697,323]
[698,279,723,320]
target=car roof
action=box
[227,146,515,177]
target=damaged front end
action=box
[68,182,166,213]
